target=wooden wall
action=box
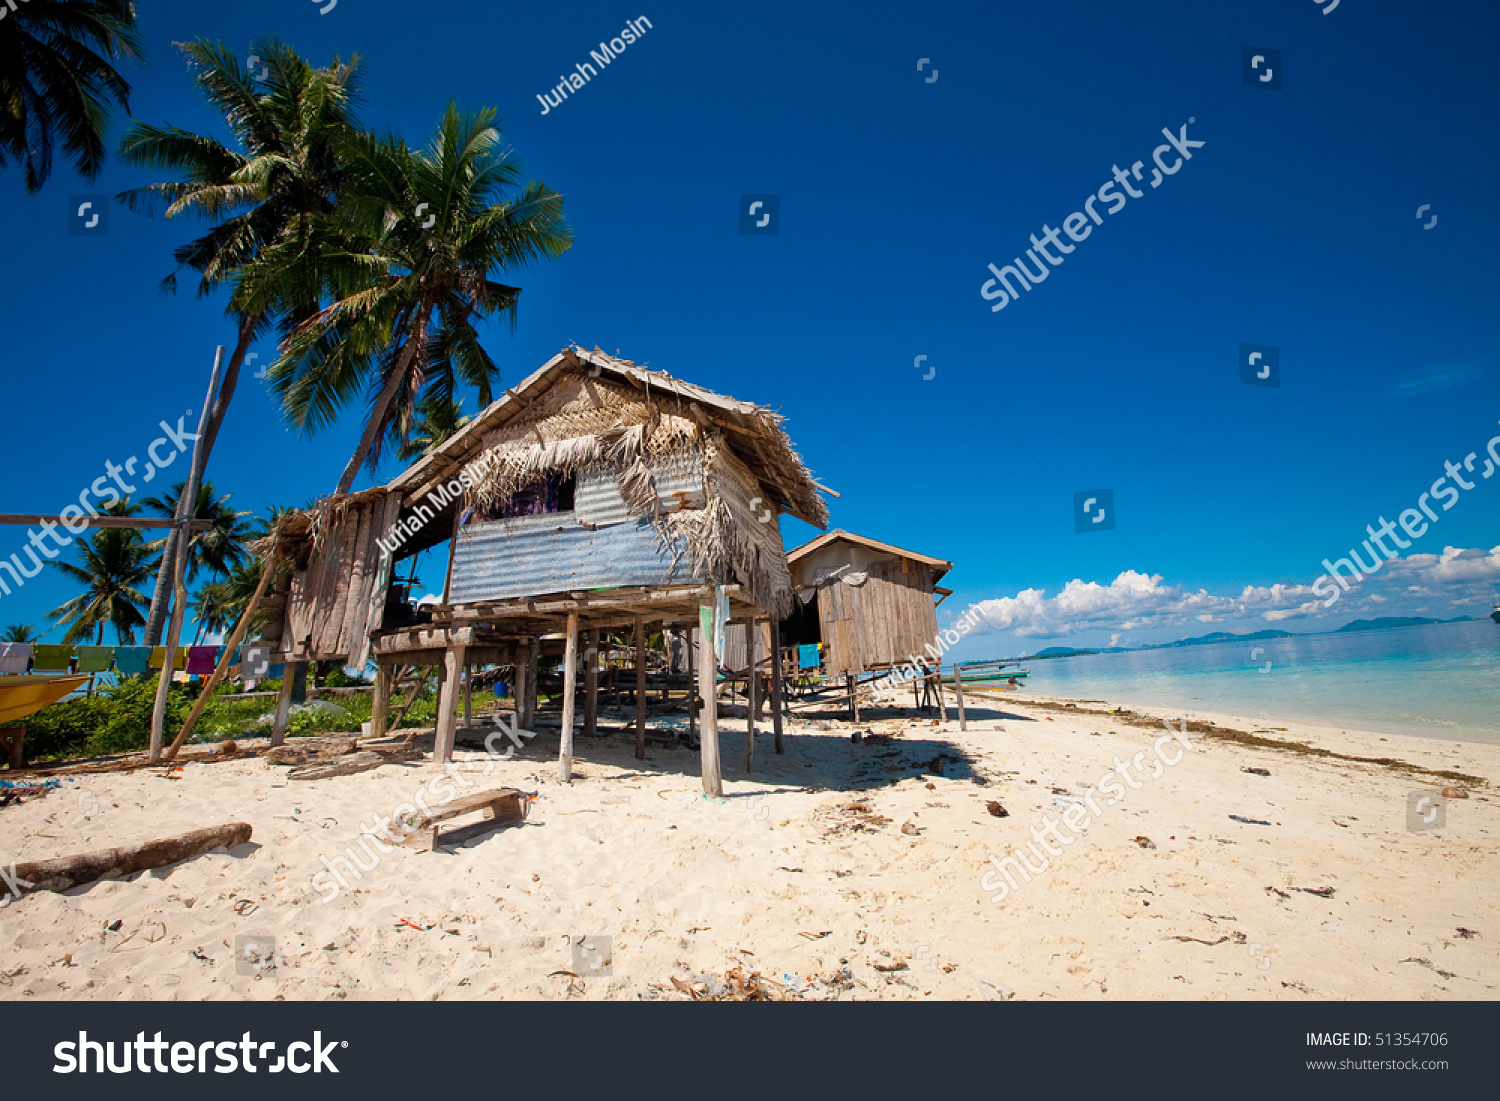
[281,492,402,667]
[816,558,939,675]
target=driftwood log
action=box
[4,822,253,897]
[286,750,384,781]
[264,736,358,766]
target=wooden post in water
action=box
[558,612,579,781]
[149,348,223,762]
[953,662,967,732]
[584,628,599,739]
[698,592,722,797]
[770,625,785,755]
[633,617,647,760]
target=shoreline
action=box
[1,690,1494,1001]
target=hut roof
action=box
[387,346,830,528]
[787,529,953,583]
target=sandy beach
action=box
[1,691,1495,1001]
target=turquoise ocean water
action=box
[1007,619,1500,743]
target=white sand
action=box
[1,691,1495,1000]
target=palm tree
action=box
[117,38,362,644]
[259,104,570,493]
[0,0,143,193]
[47,501,158,645]
[2,624,39,643]
[194,557,268,638]
[142,480,253,584]
[395,392,472,462]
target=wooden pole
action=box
[434,644,465,763]
[688,627,698,744]
[559,612,579,780]
[933,666,947,722]
[698,592,722,797]
[149,348,223,762]
[370,663,394,741]
[163,555,277,759]
[745,617,760,773]
[584,628,599,739]
[462,664,473,728]
[270,664,296,747]
[633,617,646,760]
[514,644,530,728]
[525,637,540,730]
[770,625,785,755]
[953,662,967,732]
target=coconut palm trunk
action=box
[334,311,429,495]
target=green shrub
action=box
[22,677,190,761]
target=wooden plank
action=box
[271,665,297,747]
[634,616,646,761]
[698,592,722,797]
[370,663,394,740]
[288,750,384,781]
[334,500,372,657]
[558,612,579,780]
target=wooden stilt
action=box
[633,616,646,761]
[584,628,599,739]
[770,625,785,755]
[698,592,722,797]
[271,664,296,747]
[688,627,698,744]
[370,663,393,741]
[462,664,473,728]
[523,637,540,730]
[434,644,465,763]
[746,617,759,772]
[934,666,947,722]
[514,647,529,728]
[559,612,579,781]
[953,662,967,732]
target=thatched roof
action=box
[387,346,830,528]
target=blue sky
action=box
[1,0,1497,657]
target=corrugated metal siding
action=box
[574,458,705,527]
[450,516,702,604]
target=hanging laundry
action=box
[31,644,75,672]
[0,643,32,675]
[798,643,820,670]
[149,646,187,671]
[74,646,115,673]
[186,646,219,675]
[113,646,151,675]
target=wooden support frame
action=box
[746,617,759,773]
[370,664,394,741]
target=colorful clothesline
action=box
[0,642,254,677]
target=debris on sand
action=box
[670,966,787,1001]
[986,801,1008,818]
[1132,836,1156,849]
[1242,767,1270,777]
[1441,786,1469,799]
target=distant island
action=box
[997,614,1478,663]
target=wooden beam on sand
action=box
[3,823,252,898]
[558,612,579,780]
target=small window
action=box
[491,474,577,519]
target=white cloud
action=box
[964,546,1500,641]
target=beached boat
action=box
[945,661,1029,685]
[0,674,91,726]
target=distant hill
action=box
[1142,629,1298,650]
[1335,616,1472,633]
[1030,647,1098,659]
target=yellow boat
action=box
[0,675,90,726]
